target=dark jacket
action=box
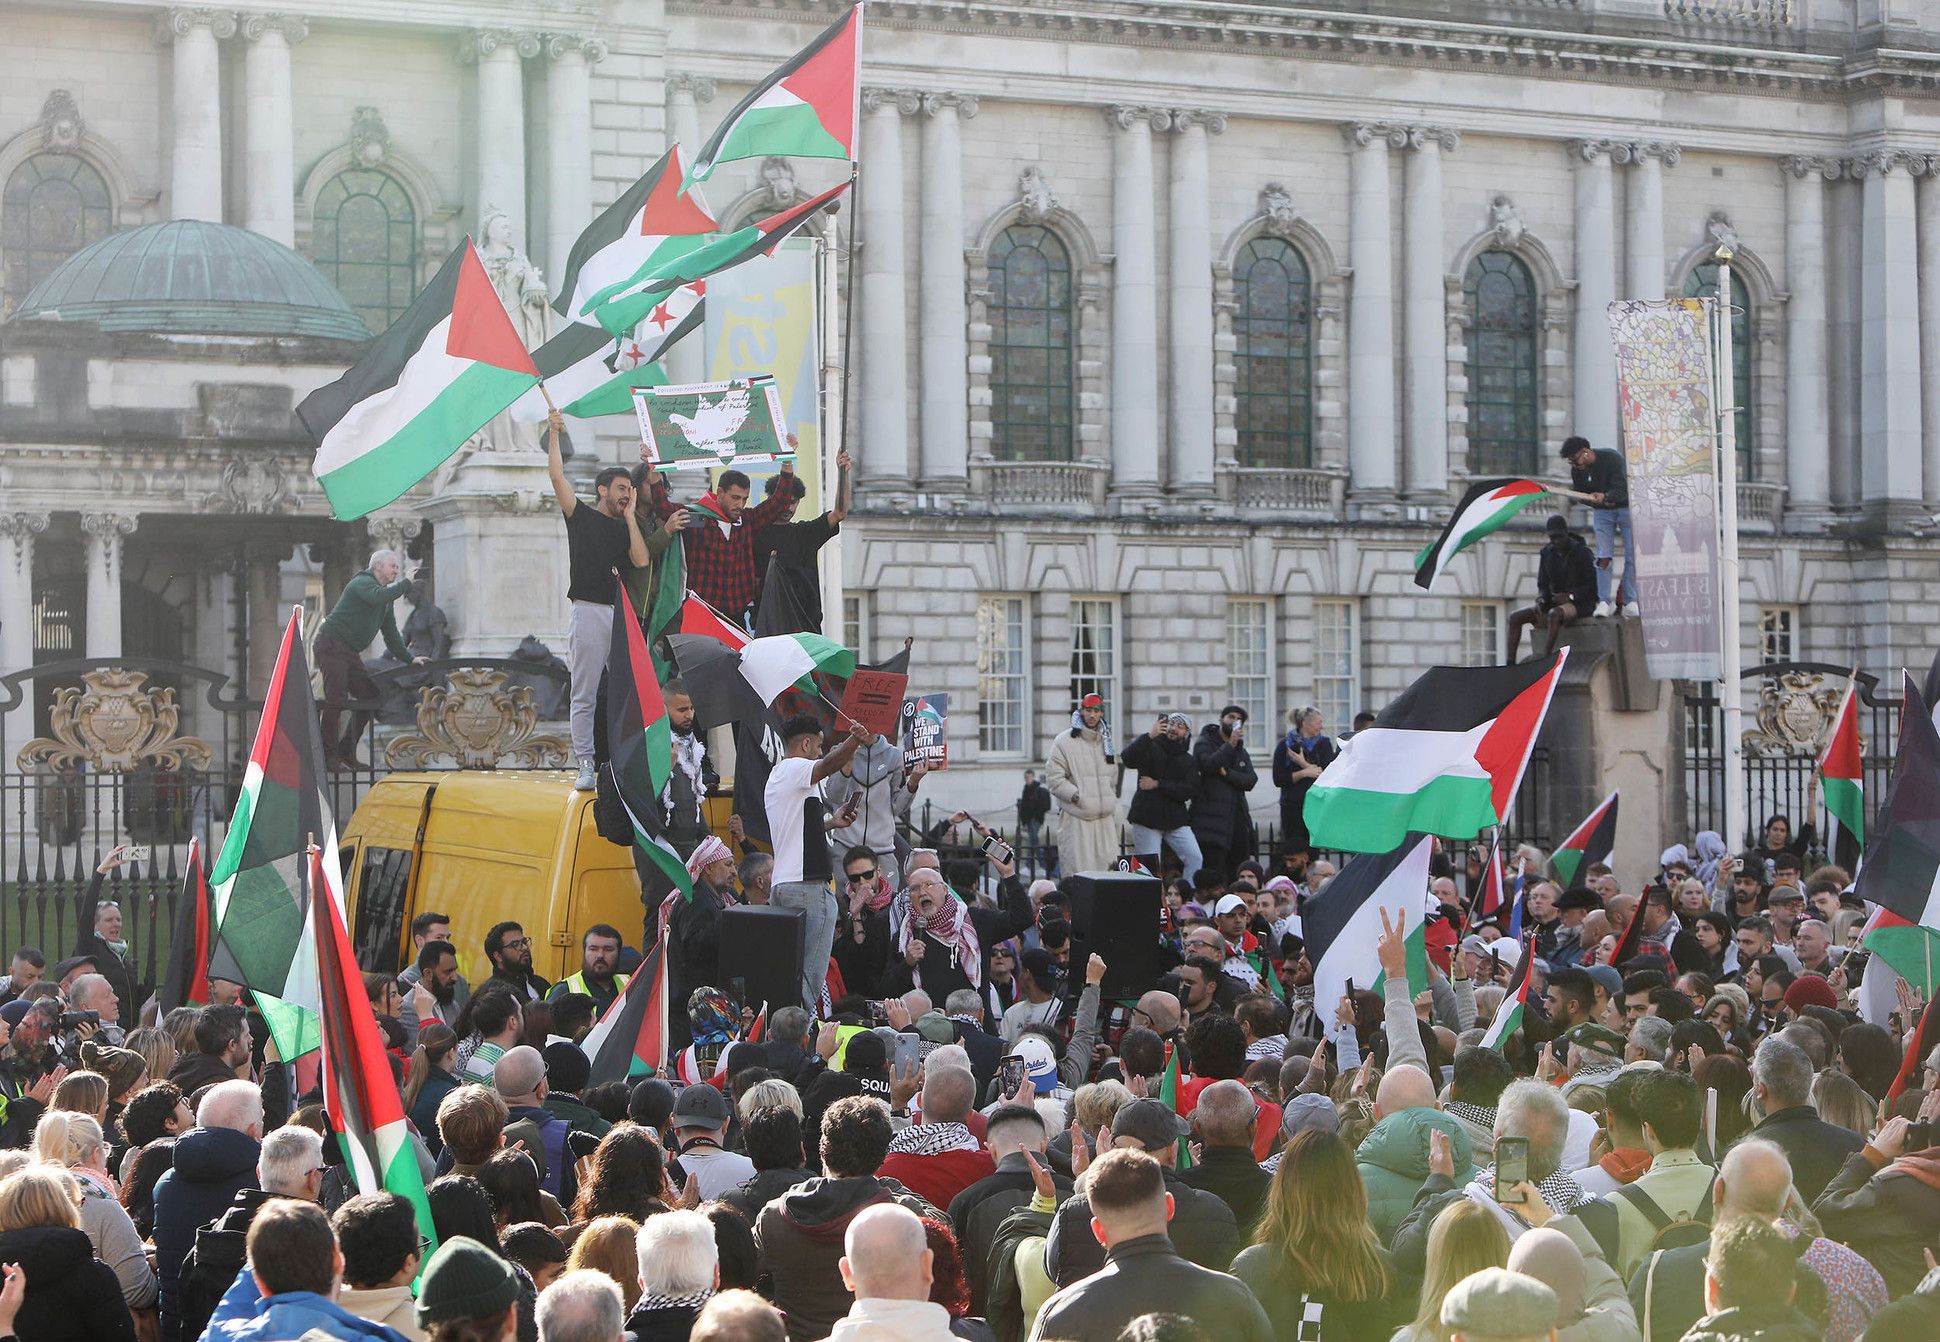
[753,1174,938,1342]
[1675,1303,1820,1342]
[1860,1265,1940,1335]
[835,908,893,1004]
[176,1186,277,1342]
[625,1300,703,1342]
[482,967,552,1002]
[1121,732,1199,832]
[945,1018,1006,1107]
[1176,1144,1272,1237]
[1046,1167,1241,1287]
[153,1124,261,1342]
[879,877,1034,1002]
[948,1155,1073,1315]
[0,1057,47,1149]
[1627,1235,1831,1342]
[1811,1147,1940,1298]
[1230,1242,1402,1342]
[1189,724,1259,852]
[663,734,719,852]
[1570,445,1629,510]
[1018,780,1052,827]
[409,1068,461,1154]
[1030,1233,1273,1342]
[0,1223,138,1342]
[1538,533,1599,613]
[1271,734,1338,839]
[73,904,137,1030]
[719,1165,815,1227]
[1737,1106,1863,1204]
[667,877,727,1009]
[167,1049,243,1101]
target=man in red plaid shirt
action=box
[645,454,806,622]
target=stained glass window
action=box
[987,225,1074,462]
[1463,250,1540,477]
[1681,263,1754,479]
[312,169,417,331]
[2,153,112,315]
[1234,238,1313,467]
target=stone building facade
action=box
[3,0,1940,847]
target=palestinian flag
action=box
[510,285,703,423]
[738,632,857,703]
[590,180,851,337]
[608,578,693,901]
[1473,836,1507,926]
[1552,789,1620,885]
[1479,933,1534,1051]
[159,836,212,1013]
[582,938,670,1085]
[679,592,751,649]
[299,240,540,520]
[1861,906,1940,998]
[555,145,717,324]
[207,607,335,1059]
[1414,479,1553,591]
[1854,673,1940,940]
[1303,834,1434,1020]
[1887,994,1940,1103]
[1305,653,1567,854]
[1157,1046,1191,1170]
[309,845,437,1257]
[1818,676,1865,870]
[685,5,862,187]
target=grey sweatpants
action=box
[567,599,613,761]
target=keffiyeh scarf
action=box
[887,1122,981,1157]
[663,730,708,823]
[1464,1167,1590,1237]
[1069,708,1116,763]
[895,893,983,989]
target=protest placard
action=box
[902,694,949,769]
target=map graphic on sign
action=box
[634,375,792,471]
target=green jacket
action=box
[543,1092,612,1139]
[318,570,412,661]
[1354,1107,1476,1246]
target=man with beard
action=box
[641,679,717,916]
[548,924,627,1014]
[397,911,470,1045]
[482,922,550,1001]
[401,939,464,1044]
[1121,713,1203,883]
[1189,706,1258,883]
[0,998,65,1144]
[880,859,1033,1004]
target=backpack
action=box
[1616,1173,1717,1255]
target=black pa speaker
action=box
[718,905,808,1011]
[1062,871,1162,1000]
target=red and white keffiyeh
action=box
[896,893,982,989]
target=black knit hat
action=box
[415,1236,519,1327]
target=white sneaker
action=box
[574,757,597,790]
[1592,601,1614,618]
[1621,601,1641,618]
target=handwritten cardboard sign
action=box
[838,668,909,739]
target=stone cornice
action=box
[1613,141,1681,165]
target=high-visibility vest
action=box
[563,970,629,1000]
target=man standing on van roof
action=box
[482,922,551,1003]
[314,548,428,772]
[547,409,654,792]
[547,925,628,1016]
[767,714,874,1011]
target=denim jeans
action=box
[771,879,836,1009]
[1590,507,1636,605]
[1129,824,1203,883]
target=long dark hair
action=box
[403,1023,458,1113]
[427,1174,502,1251]
[571,1124,667,1223]
[477,1149,546,1227]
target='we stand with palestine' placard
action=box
[634,375,792,471]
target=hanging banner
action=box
[1606,299,1723,680]
[704,238,821,514]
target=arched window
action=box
[1681,263,1753,479]
[1233,237,1313,468]
[2,152,113,315]
[1464,250,1540,477]
[312,169,417,331]
[987,224,1074,462]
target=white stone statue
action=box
[477,205,553,453]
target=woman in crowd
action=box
[1701,984,1752,1055]
[49,1070,108,1127]
[406,1021,461,1152]
[1811,1070,1875,1138]
[1688,914,1733,981]
[0,1164,140,1340]
[479,1148,552,1230]
[1694,1055,1755,1149]
[1271,707,1336,864]
[1230,1130,1395,1342]
[572,1124,672,1228]
[123,1027,176,1093]
[1395,1200,1510,1342]
[564,1215,642,1312]
[32,1110,155,1309]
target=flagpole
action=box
[1714,244,1747,855]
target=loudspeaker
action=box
[718,905,808,1011]
[1062,871,1162,1000]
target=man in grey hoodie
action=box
[823,736,922,889]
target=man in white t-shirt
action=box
[765,713,871,1007]
[669,1082,756,1200]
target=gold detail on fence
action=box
[384,668,570,770]
[1741,670,1849,757]
[15,670,215,773]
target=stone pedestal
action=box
[421,455,571,658]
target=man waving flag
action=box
[684,5,862,187]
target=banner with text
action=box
[705,239,821,514]
[1606,298,1723,680]
[902,694,949,769]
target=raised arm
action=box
[622,497,649,570]
[811,719,873,785]
[745,457,804,531]
[546,410,576,516]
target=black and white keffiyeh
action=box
[886,1122,980,1157]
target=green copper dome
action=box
[10,219,372,340]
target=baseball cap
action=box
[1545,513,1569,534]
[1582,964,1624,1000]
[672,1083,732,1129]
[1008,1034,1060,1089]
[0,1001,32,1027]
[1560,1022,1626,1055]
[1111,1098,1191,1150]
[1081,693,1104,708]
[915,1011,956,1045]
[1213,894,1249,918]
[1280,1092,1340,1141]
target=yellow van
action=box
[340,770,656,984]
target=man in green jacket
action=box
[315,549,426,770]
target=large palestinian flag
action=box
[1855,674,1940,992]
[298,240,540,520]
[1304,653,1567,854]
[1479,934,1534,1051]
[510,285,701,424]
[737,632,857,703]
[1414,478,1554,590]
[310,845,438,1256]
[1552,789,1620,885]
[583,938,671,1085]
[1303,834,1433,1021]
[608,578,694,902]
[1818,677,1865,870]
[159,836,212,1013]
[684,5,862,187]
[554,146,717,325]
[207,607,335,1059]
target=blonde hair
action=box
[1409,1199,1511,1342]
[125,1027,178,1089]
[0,1166,83,1231]
[565,1215,643,1311]
[34,1110,106,1170]
[1810,1070,1874,1139]
[1072,1080,1134,1136]
[50,1070,108,1122]
[735,1078,803,1123]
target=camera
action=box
[59,1010,100,1030]
[1907,1120,1934,1151]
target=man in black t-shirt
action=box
[546,409,649,789]
[751,447,852,628]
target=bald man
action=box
[1355,1061,1475,1244]
[833,1204,954,1342]
[1178,1079,1271,1231]
[1625,1140,1887,1342]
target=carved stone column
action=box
[1,514,49,746]
[241,13,305,246]
[1856,149,1925,516]
[1110,105,1169,499]
[544,34,607,288]
[81,511,137,659]
[1570,140,1619,451]
[462,30,540,246]
[1343,122,1405,500]
[1618,142,1678,302]
[1169,109,1225,496]
[920,92,978,489]
[1781,156,1836,518]
[1918,155,1940,508]
[1402,126,1457,496]
[861,89,920,489]
[244,540,292,699]
[157,8,237,222]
